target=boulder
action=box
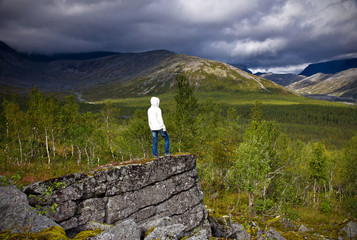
[86,221,113,231]
[91,219,141,240]
[265,227,286,240]
[340,221,357,239]
[231,222,251,240]
[208,214,250,239]
[208,215,233,238]
[0,182,59,233]
[298,224,310,232]
[144,223,186,240]
[140,217,174,235]
[185,229,210,240]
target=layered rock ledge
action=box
[23,154,208,236]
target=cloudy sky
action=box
[0,0,356,74]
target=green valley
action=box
[0,42,356,238]
[1,80,356,239]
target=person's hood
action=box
[150,97,160,107]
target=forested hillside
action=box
[1,76,356,239]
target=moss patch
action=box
[0,226,102,240]
[0,226,67,240]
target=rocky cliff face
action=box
[23,154,208,236]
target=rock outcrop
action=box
[89,217,211,240]
[0,180,59,233]
[22,154,208,236]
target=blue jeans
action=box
[151,129,169,157]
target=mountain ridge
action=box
[0,41,285,100]
[287,68,357,99]
[299,58,357,76]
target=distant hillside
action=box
[0,41,286,100]
[299,58,357,76]
[287,68,357,99]
[84,54,287,100]
[256,72,305,86]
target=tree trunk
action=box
[17,132,23,165]
[329,171,333,198]
[4,122,9,169]
[45,129,51,168]
[105,115,115,160]
[249,193,254,212]
[313,180,316,203]
[51,129,56,158]
[77,146,81,166]
[85,147,90,166]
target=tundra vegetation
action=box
[0,76,356,238]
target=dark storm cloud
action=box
[0,0,356,73]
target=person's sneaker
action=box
[153,155,158,158]
[165,153,173,156]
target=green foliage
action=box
[342,133,357,195]
[1,86,357,231]
[255,198,275,214]
[124,109,152,158]
[228,102,289,211]
[0,173,22,188]
[173,74,198,152]
[0,88,117,172]
[320,200,331,215]
[309,142,328,185]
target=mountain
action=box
[0,41,286,100]
[299,58,357,76]
[287,68,357,100]
[255,72,305,86]
[26,51,121,62]
[84,54,286,100]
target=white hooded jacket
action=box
[148,97,166,131]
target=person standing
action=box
[148,97,170,157]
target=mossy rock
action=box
[72,229,102,240]
[0,226,102,240]
[0,226,67,240]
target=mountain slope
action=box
[255,72,305,86]
[83,54,286,99]
[287,68,357,99]
[0,41,286,100]
[299,58,357,76]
